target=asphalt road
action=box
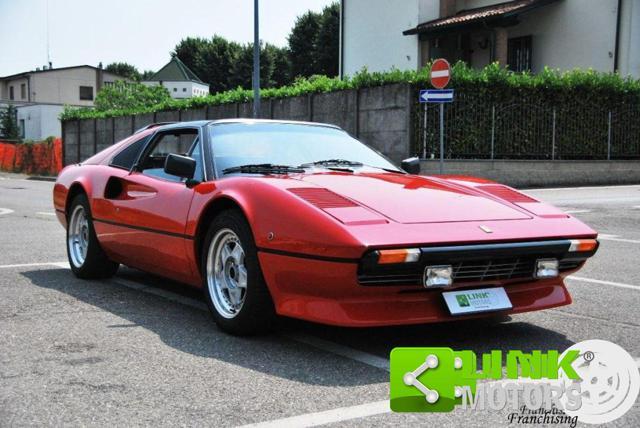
[1,173,639,427]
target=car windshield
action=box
[208,122,400,176]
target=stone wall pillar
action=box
[494,27,509,66]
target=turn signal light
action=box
[377,248,421,264]
[569,239,598,252]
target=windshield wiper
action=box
[299,159,404,174]
[222,163,305,175]
[300,159,364,167]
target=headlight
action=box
[535,258,559,278]
[424,265,453,288]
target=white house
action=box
[339,0,640,78]
[142,57,210,99]
[0,64,126,140]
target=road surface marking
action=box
[239,400,391,428]
[0,208,14,216]
[282,332,390,372]
[0,261,67,269]
[526,184,640,191]
[597,234,640,245]
[563,209,591,214]
[567,276,640,291]
[36,211,57,216]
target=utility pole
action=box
[252,0,260,118]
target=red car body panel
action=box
[54,122,598,327]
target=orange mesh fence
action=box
[0,139,63,175]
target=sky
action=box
[0,0,335,77]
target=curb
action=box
[27,176,57,182]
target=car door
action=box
[96,127,204,283]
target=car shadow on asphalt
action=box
[23,267,575,385]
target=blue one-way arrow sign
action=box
[419,89,454,103]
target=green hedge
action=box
[60,62,640,122]
[411,64,640,160]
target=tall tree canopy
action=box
[313,3,340,77]
[288,10,322,79]
[287,2,339,79]
[168,1,339,92]
[105,62,141,81]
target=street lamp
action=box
[252,0,260,118]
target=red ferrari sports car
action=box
[54,119,598,334]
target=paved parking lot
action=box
[1,173,639,427]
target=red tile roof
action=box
[404,0,560,35]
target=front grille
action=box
[453,258,536,281]
[358,258,536,285]
[357,240,590,287]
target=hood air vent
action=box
[477,185,537,203]
[289,187,358,209]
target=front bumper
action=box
[258,250,576,327]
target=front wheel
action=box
[66,193,119,279]
[202,210,275,335]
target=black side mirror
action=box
[401,157,421,175]
[164,153,196,180]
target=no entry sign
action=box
[430,58,451,89]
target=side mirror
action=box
[164,153,196,180]
[401,157,421,175]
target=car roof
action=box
[147,118,342,133]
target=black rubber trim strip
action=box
[418,239,572,259]
[55,208,65,214]
[258,247,359,263]
[93,217,194,240]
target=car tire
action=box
[66,193,119,279]
[202,209,276,335]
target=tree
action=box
[288,10,322,79]
[194,36,241,93]
[0,106,20,139]
[268,45,291,88]
[141,70,156,80]
[313,3,340,77]
[229,42,275,89]
[173,36,241,93]
[172,37,206,76]
[94,81,171,111]
[105,62,141,81]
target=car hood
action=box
[297,172,532,224]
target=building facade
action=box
[142,57,210,99]
[340,0,640,78]
[0,65,126,140]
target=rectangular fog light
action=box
[535,258,559,278]
[424,265,453,288]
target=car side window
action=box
[190,138,204,182]
[139,130,198,182]
[110,135,151,170]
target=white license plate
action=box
[442,287,512,316]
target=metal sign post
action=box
[419,89,454,174]
[422,104,428,159]
[419,59,453,174]
[439,103,444,174]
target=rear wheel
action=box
[67,193,119,279]
[202,210,275,335]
